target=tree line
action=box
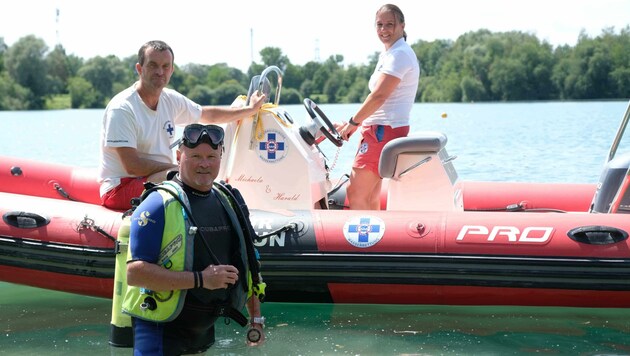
[0,26,629,110]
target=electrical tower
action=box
[55,8,61,45]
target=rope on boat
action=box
[466,202,567,213]
[76,215,117,242]
[328,174,350,197]
[53,182,77,201]
[255,222,300,241]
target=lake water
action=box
[2,101,630,355]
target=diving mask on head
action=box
[180,124,225,149]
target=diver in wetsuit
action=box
[123,124,265,355]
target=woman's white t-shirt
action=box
[363,38,420,128]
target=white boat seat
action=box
[379,131,463,212]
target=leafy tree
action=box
[4,28,630,110]
[187,85,214,105]
[281,87,303,104]
[206,63,248,89]
[259,47,289,70]
[489,58,529,100]
[418,76,440,102]
[344,77,369,103]
[4,35,49,109]
[312,66,331,97]
[300,79,315,99]
[282,63,304,91]
[211,80,248,105]
[0,72,30,110]
[301,61,322,82]
[175,63,208,94]
[46,45,72,95]
[0,37,7,72]
[67,76,99,108]
[611,67,630,98]
[118,54,138,86]
[551,45,573,99]
[413,39,452,78]
[460,76,486,102]
[323,71,343,103]
[462,44,491,94]
[247,62,266,80]
[559,32,616,99]
[77,55,129,106]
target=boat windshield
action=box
[607,99,630,162]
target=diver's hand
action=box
[201,264,239,290]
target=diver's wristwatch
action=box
[247,317,265,343]
[247,327,262,342]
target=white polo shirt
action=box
[98,83,202,196]
[363,37,420,128]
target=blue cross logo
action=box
[348,218,380,242]
[259,133,285,160]
[164,122,175,137]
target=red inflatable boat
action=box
[2,67,630,309]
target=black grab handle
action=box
[2,211,50,229]
[567,225,628,245]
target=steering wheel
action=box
[302,98,343,147]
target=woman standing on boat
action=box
[337,4,420,210]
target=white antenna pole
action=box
[250,28,254,64]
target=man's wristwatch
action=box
[247,328,262,342]
[247,316,265,343]
[348,117,359,126]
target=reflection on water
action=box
[2,283,630,355]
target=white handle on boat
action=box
[258,66,284,106]
[398,154,457,179]
[248,66,284,150]
[398,157,431,178]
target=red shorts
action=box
[353,124,410,175]
[101,177,147,211]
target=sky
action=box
[1,0,629,72]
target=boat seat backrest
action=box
[379,132,447,178]
[380,131,462,212]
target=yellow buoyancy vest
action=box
[121,181,251,323]
[121,181,194,322]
